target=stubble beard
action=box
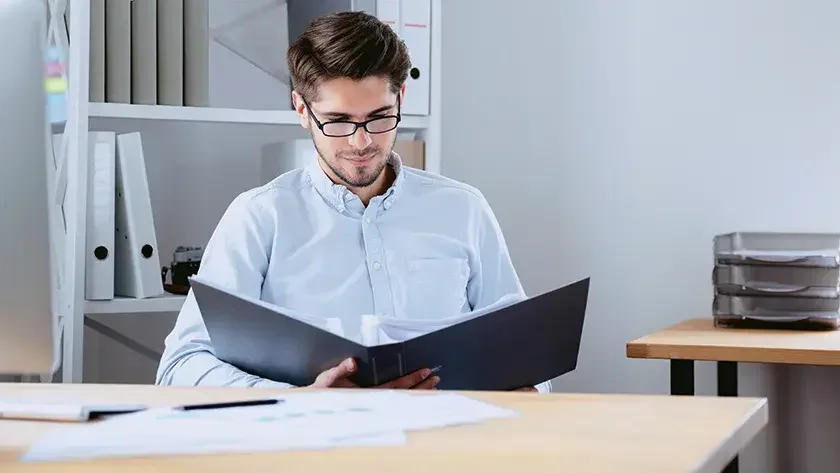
[312,136,395,189]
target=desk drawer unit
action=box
[713,293,840,329]
[713,264,840,299]
[712,232,840,330]
[713,231,840,268]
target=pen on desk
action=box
[178,398,284,411]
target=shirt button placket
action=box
[361,211,394,318]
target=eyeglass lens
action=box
[322,116,399,137]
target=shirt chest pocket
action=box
[399,258,470,319]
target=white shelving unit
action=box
[89,102,432,128]
[52,0,444,383]
[84,294,188,315]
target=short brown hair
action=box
[287,11,411,102]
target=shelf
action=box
[85,293,187,315]
[88,102,431,129]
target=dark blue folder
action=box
[190,277,590,390]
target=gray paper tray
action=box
[713,264,840,298]
[713,232,840,268]
[713,294,840,329]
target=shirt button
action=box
[383,201,391,210]
[364,217,372,224]
[372,262,381,270]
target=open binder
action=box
[190,276,590,391]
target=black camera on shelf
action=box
[161,246,203,295]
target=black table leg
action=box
[670,359,694,395]
[670,360,740,473]
[718,361,739,473]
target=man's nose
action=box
[348,126,372,149]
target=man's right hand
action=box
[308,358,439,389]
[308,358,359,388]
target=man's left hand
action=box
[514,386,537,392]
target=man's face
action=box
[296,77,401,189]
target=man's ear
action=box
[399,83,406,105]
[291,91,310,129]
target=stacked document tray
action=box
[712,232,840,329]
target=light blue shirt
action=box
[155,153,551,392]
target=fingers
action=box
[333,357,356,379]
[312,358,357,388]
[311,361,443,390]
[515,386,537,392]
[380,368,435,389]
[330,377,359,388]
[411,375,440,390]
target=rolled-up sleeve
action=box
[155,193,293,388]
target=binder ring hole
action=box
[93,246,108,260]
[141,244,154,259]
[410,67,420,80]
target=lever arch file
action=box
[85,131,116,300]
[190,276,590,390]
[397,0,431,116]
[113,132,164,299]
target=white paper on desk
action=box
[363,391,519,433]
[0,398,146,422]
[286,391,518,437]
[21,391,517,463]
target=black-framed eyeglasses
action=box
[303,96,401,138]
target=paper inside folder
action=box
[361,294,523,345]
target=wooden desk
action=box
[626,317,840,472]
[0,383,767,473]
[627,318,840,367]
[627,318,840,395]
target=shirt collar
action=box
[305,151,406,213]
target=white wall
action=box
[440,1,840,472]
[88,1,840,471]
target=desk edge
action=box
[691,397,769,473]
[626,341,840,366]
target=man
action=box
[156,11,549,393]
